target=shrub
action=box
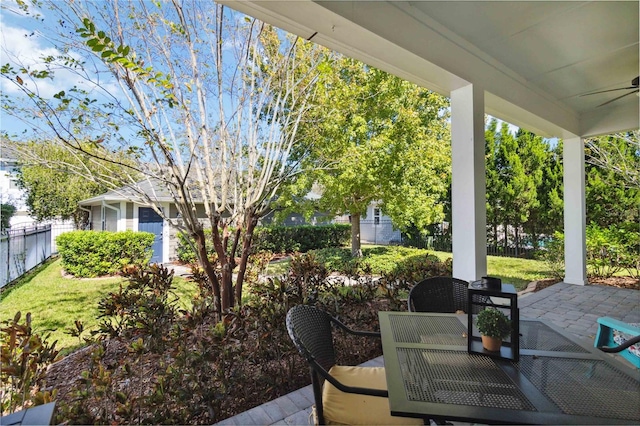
[253,224,350,253]
[57,231,155,277]
[542,223,640,279]
[1,312,59,415]
[541,231,565,280]
[54,253,384,424]
[176,224,350,263]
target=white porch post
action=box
[563,137,588,285]
[450,84,487,282]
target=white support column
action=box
[563,137,588,285]
[450,84,487,282]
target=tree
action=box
[516,129,550,250]
[1,203,16,231]
[285,58,450,257]
[1,0,325,316]
[586,131,640,190]
[15,141,134,227]
[493,124,538,253]
[585,132,640,227]
[485,118,501,251]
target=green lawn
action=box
[0,258,198,352]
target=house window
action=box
[374,208,380,225]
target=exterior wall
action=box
[1,158,35,227]
[334,204,401,245]
[90,206,101,230]
[125,203,134,230]
[104,205,118,232]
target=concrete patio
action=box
[214,282,639,426]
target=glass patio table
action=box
[378,312,640,425]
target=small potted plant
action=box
[476,307,511,352]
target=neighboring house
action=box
[82,180,403,263]
[334,204,402,245]
[78,179,207,263]
[0,156,35,228]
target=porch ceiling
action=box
[221,1,639,138]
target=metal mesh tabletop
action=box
[397,348,537,411]
[380,312,640,424]
[389,314,467,345]
[518,355,640,420]
[519,321,589,353]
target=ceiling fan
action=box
[580,75,639,107]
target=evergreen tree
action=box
[485,118,501,251]
[495,123,535,253]
[517,129,550,250]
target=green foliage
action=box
[55,253,384,424]
[542,224,639,279]
[586,223,639,278]
[586,131,640,192]
[0,203,16,231]
[311,246,452,277]
[13,141,138,227]
[176,225,351,264]
[485,121,563,254]
[56,231,154,277]
[253,224,350,253]
[1,312,59,414]
[476,308,511,339]
[585,155,640,228]
[95,265,179,352]
[541,231,565,280]
[283,57,451,254]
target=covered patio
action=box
[221,0,640,286]
[215,282,640,425]
[213,2,639,424]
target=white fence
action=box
[0,223,75,288]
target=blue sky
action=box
[1,1,554,148]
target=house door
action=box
[139,207,163,263]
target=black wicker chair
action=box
[408,276,485,313]
[286,305,422,425]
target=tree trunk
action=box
[351,213,362,258]
[210,218,233,312]
[234,211,258,306]
[194,229,222,317]
[503,223,508,254]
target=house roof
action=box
[79,179,188,205]
[220,0,639,138]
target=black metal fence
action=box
[401,235,538,259]
[0,223,76,288]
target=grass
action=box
[265,245,552,291]
[0,258,198,352]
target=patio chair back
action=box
[408,276,478,313]
[286,304,337,373]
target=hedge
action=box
[176,224,351,263]
[56,230,155,277]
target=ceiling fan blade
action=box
[596,89,639,107]
[581,86,637,96]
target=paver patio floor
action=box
[215,282,639,426]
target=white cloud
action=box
[1,22,121,100]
